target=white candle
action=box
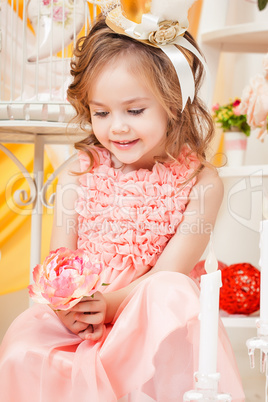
[260,220,268,322]
[198,236,222,374]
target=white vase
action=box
[224,131,248,167]
[245,128,268,165]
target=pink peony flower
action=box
[28,248,103,310]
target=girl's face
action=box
[89,57,168,171]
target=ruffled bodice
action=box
[75,147,200,288]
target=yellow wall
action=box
[188,0,203,38]
[0,144,54,295]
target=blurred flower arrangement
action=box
[212,99,251,136]
[239,53,268,141]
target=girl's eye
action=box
[93,111,109,118]
[128,108,145,116]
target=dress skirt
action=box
[0,272,245,402]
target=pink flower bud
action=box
[212,103,220,112]
[233,106,241,116]
[232,99,241,108]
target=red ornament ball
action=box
[220,263,260,315]
[189,260,227,284]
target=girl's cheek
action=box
[92,117,106,128]
[91,119,101,132]
[92,121,107,139]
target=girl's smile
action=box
[111,138,140,150]
[89,56,168,171]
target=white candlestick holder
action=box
[246,319,268,402]
[183,372,232,401]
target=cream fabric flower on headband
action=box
[149,21,181,46]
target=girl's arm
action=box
[50,158,80,251]
[49,158,98,336]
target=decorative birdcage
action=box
[0,0,100,124]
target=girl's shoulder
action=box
[195,165,224,203]
[57,154,81,187]
[57,147,110,186]
[198,165,223,187]
[177,145,223,195]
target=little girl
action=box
[0,3,245,401]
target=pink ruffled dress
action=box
[0,147,245,401]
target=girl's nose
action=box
[110,116,129,134]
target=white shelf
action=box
[221,315,259,329]
[201,22,268,53]
[218,165,268,178]
[0,121,86,144]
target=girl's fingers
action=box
[72,299,105,313]
[55,310,89,334]
[55,292,106,340]
[87,324,104,341]
[79,324,104,341]
[54,310,70,319]
[74,311,104,325]
[71,321,89,334]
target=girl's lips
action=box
[111,139,139,150]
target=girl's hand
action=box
[55,292,107,341]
